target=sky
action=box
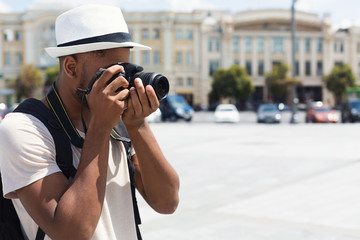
[1,0,360,30]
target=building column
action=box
[264,36,271,73]
[240,36,245,67]
[224,36,233,69]
[311,37,317,77]
[131,26,141,64]
[285,37,292,69]
[252,36,258,77]
[299,37,305,77]
[0,27,3,68]
[24,23,35,65]
[194,27,200,71]
[162,18,173,72]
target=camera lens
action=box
[134,72,169,100]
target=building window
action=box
[246,61,252,76]
[177,77,183,86]
[15,30,22,41]
[357,42,360,54]
[233,36,239,52]
[209,60,219,75]
[335,61,343,66]
[209,37,220,52]
[294,37,299,52]
[273,37,284,53]
[295,61,299,76]
[153,29,160,39]
[186,30,193,40]
[317,61,323,76]
[176,30,182,40]
[15,53,22,65]
[234,60,239,65]
[258,37,264,53]
[186,52,193,65]
[142,29,149,40]
[245,36,252,53]
[187,77,193,86]
[305,61,311,76]
[258,61,264,76]
[338,40,344,52]
[176,52,182,64]
[153,51,160,65]
[50,25,55,37]
[5,53,11,65]
[4,29,14,42]
[215,38,220,51]
[317,37,323,53]
[305,37,311,53]
[41,25,55,41]
[272,61,281,67]
[142,52,149,65]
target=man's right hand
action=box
[86,64,130,133]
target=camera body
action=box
[86,62,169,100]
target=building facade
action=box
[1,7,360,108]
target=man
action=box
[0,4,179,240]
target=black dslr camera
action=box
[85,62,169,100]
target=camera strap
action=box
[46,83,84,148]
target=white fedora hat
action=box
[45,4,151,58]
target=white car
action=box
[214,104,240,123]
[146,108,162,123]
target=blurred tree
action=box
[265,62,300,104]
[323,63,356,104]
[44,63,59,94]
[15,64,43,102]
[209,65,254,108]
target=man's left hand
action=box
[122,78,159,128]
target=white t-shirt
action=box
[0,112,138,240]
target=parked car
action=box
[0,103,7,122]
[257,103,281,123]
[341,99,360,123]
[146,108,162,123]
[305,106,338,123]
[0,103,17,122]
[214,104,240,123]
[159,94,194,121]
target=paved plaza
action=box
[137,111,360,240]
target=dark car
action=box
[257,103,281,123]
[341,99,360,123]
[159,94,194,122]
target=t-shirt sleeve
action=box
[0,113,61,199]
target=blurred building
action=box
[1,7,360,107]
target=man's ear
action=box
[63,55,78,78]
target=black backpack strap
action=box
[0,172,24,240]
[113,120,142,240]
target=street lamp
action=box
[290,0,298,123]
